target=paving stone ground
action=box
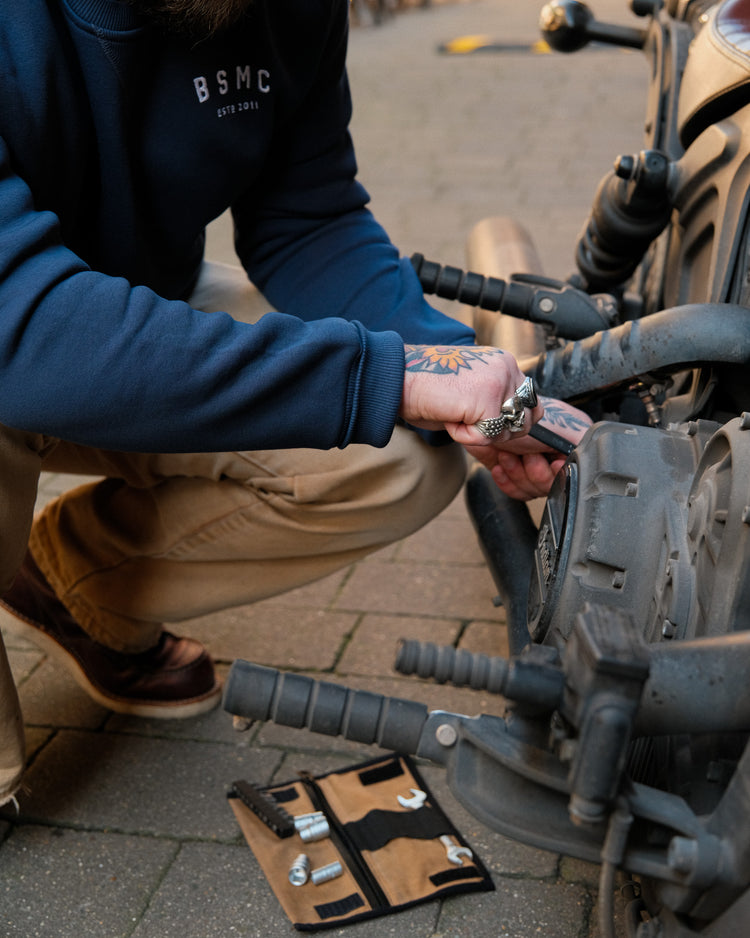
[1,2,645,935]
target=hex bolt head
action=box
[435,723,458,747]
[538,297,556,314]
[667,836,698,875]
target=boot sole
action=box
[0,603,222,719]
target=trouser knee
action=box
[0,426,53,592]
[371,429,467,542]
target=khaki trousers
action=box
[0,262,467,804]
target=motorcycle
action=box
[223,3,750,935]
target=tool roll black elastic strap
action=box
[342,806,451,853]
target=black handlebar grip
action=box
[222,659,429,754]
[396,639,510,694]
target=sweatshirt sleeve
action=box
[232,1,476,350]
[0,138,405,453]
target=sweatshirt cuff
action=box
[344,326,404,448]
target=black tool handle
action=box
[229,779,296,838]
[529,423,575,455]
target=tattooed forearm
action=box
[540,397,590,432]
[404,345,505,375]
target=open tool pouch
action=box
[227,752,494,931]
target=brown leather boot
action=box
[0,552,221,718]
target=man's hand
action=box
[399,344,591,500]
[399,344,544,445]
[464,396,592,500]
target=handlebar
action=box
[410,253,617,339]
[222,659,430,754]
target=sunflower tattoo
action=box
[404,345,503,374]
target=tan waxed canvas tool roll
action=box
[228,752,494,931]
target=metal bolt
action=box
[611,570,625,589]
[435,723,458,747]
[538,296,556,314]
[686,421,699,436]
[661,619,676,639]
[739,412,750,430]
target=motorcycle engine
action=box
[528,414,750,649]
[528,414,750,804]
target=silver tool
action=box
[294,811,325,831]
[310,860,343,885]
[397,788,427,810]
[288,854,310,886]
[439,834,473,866]
[298,816,330,842]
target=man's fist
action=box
[399,344,544,445]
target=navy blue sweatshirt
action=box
[0,0,473,453]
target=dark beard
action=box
[124,0,254,38]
